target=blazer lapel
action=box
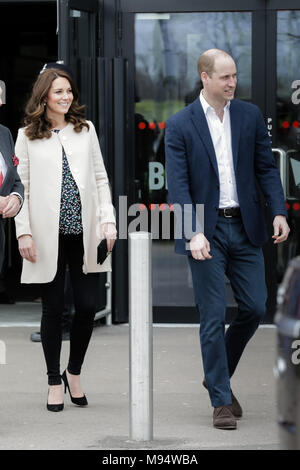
[229,99,242,171]
[0,128,13,195]
[190,99,219,178]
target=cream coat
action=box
[15,121,116,283]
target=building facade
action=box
[0,0,299,323]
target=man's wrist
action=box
[10,192,23,206]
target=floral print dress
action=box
[53,130,83,235]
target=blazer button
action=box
[62,136,67,141]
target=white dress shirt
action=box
[0,151,8,181]
[199,91,239,209]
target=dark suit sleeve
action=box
[165,120,204,241]
[254,107,287,220]
[7,128,24,201]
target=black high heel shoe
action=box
[47,389,64,412]
[61,370,88,406]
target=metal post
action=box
[129,232,153,441]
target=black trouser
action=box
[41,234,100,385]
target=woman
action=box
[15,68,117,411]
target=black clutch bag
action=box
[97,238,110,265]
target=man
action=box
[0,85,24,271]
[165,49,289,430]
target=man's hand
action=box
[2,194,21,218]
[18,235,37,263]
[0,196,9,214]
[100,223,117,252]
[272,215,290,244]
[190,232,212,260]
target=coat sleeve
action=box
[14,128,32,238]
[89,121,116,225]
[165,119,204,241]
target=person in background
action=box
[15,66,116,412]
[0,85,24,272]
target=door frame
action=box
[58,0,99,64]
[109,0,268,322]
[58,0,112,322]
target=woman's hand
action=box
[101,223,117,252]
[18,235,37,263]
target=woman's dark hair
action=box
[24,68,89,140]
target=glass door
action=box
[275,8,300,268]
[134,11,253,321]
[116,0,300,323]
[117,1,265,322]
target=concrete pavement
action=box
[0,322,280,450]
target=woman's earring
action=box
[43,102,47,107]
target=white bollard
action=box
[129,231,153,441]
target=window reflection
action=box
[135,12,252,307]
[277,11,300,153]
[276,11,300,279]
[69,10,96,121]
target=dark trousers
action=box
[188,216,267,407]
[41,234,100,385]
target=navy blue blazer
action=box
[0,124,24,269]
[165,98,287,254]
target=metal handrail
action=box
[272,148,287,199]
[286,149,299,200]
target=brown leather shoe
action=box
[213,405,237,430]
[203,379,243,418]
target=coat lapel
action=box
[0,127,14,195]
[190,98,242,176]
[190,99,219,178]
[229,99,241,171]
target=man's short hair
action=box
[197,54,215,78]
[197,49,233,79]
